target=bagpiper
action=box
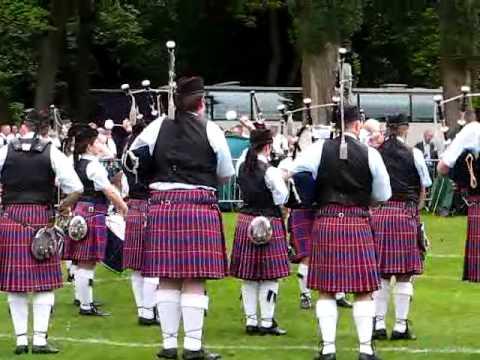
[129,76,234,360]
[290,106,391,360]
[230,128,289,336]
[371,114,432,341]
[0,110,83,354]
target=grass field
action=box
[0,213,478,360]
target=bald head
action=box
[363,119,381,134]
[423,129,434,144]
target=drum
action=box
[102,213,125,273]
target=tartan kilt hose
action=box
[123,199,148,271]
[370,200,423,276]
[0,204,63,292]
[308,204,380,293]
[230,213,290,280]
[63,201,108,262]
[288,209,315,263]
[464,196,480,282]
[142,189,228,279]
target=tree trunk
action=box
[34,0,69,110]
[266,7,281,85]
[441,57,470,127]
[73,0,95,123]
[302,42,338,124]
[0,97,11,123]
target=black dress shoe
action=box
[300,293,312,310]
[391,326,417,340]
[66,273,74,283]
[138,316,159,326]
[259,319,287,336]
[314,353,336,360]
[74,299,103,307]
[372,328,388,340]
[79,304,111,317]
[336,297,353,308]
[32,343,60,354]
[14,345,28,355]
[183,349,221,360]
[157,348,178,359]
[245,325,259,335]
[358,353,381,360]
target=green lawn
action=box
[0,213,478,360]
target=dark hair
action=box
[71,126,98,164]
[244,143,267,174]
[175,94,204,113]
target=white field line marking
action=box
[0,333,477,354]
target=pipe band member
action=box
[231,128,290,336]
[129,76,234,360]
[0,109,83,354]
[371,113,432,341]
[122,121,159,326]
[438,119,480,282]
[290,106,391,360]
[63,126,128,317]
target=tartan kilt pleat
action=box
[464,196,480,282]
[288,209,315,263]
[370,200,423,276]
[142,190,228,279]
[308,205,380,293]
[0,205,63,292]
[122,199,148,271]
[63,201,108,262]
[230,213,290,280]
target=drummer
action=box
[63,126,128,317]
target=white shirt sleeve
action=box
[442,122,480,167]
[50,147,84,194]
[129,116,164,155]
[206,121,235,179]
[0,145,9,174]
[264,166,289,205]
[368,147,392,202]
[412,147,432,188]
[86,159,111,191]
[291,140,325,179]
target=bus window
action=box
[358,94,410,121]
[412,94,435,123]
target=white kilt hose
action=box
[308,204,380,293]
[230,213,290,280]
[142,189,228,279]
[370,200,423,276]
[0,205,63,292]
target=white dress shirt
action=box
[396,137,432,188]
[0,132,83,194]
[236,153,289,206]
[441,121,480,168]
[130,115,235,191]
[291,133,392,202]
[79,154,111,191]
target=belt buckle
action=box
[338,212,345,219]
[88,206,95,213]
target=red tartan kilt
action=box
[230,213,290,280]
[142,190,228,279]
[370,200,423,276]
[122,199,148,271]
[464,196,480,282]
[288,209,315,263]
[63,201,108,262]
[0,205,63,292]
[308,205,380,293]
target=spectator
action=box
[415,129,438,162]
[0,125,11,147]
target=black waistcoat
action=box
[151,113,217,188]
[379,137,420,203]
[75,158,107,203]
[2,138,55,205]
[237,160,281,217]
[315,136,373,208]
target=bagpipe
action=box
[433,85,470,142]
[449,150,480,194]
